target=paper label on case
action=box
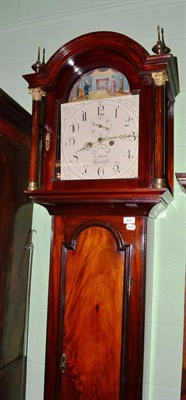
[126,223,136,231]
[123,217,135,224]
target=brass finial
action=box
[42,48,46,65]
[32,47,46,73]
[152,25,171,55]
[157,25,161,42]
[161,28,171,54]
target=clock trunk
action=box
[44,215,146,400]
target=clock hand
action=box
[98,133,133,142]
[92,122,110,131]
[75,132,136,153]
[75,138,108,153]
[75,141,94,152]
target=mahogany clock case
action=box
[23,31,179,400]
[23,30,179,209]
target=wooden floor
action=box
[76,89,128,101]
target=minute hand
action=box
[99,132,137,142]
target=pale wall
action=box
[0,1,186,399]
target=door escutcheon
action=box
[60,353,66,373]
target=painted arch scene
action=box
[68,68,130,102]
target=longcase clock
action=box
[23,28,179,400]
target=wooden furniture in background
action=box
[0,89,32,400]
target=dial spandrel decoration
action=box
[61,94,139,180]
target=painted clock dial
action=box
[61,94,139,180]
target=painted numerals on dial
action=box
[61,95,139,180]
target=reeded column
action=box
[28,87,46,190]
[152,70,168,189]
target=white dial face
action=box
[61,95,139,180]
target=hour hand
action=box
[76,141,93,152]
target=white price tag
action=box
[126,223,136,231]
[123,217,135,225]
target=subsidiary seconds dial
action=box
[61,95,139,180]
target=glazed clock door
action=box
[52,216,146,400]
